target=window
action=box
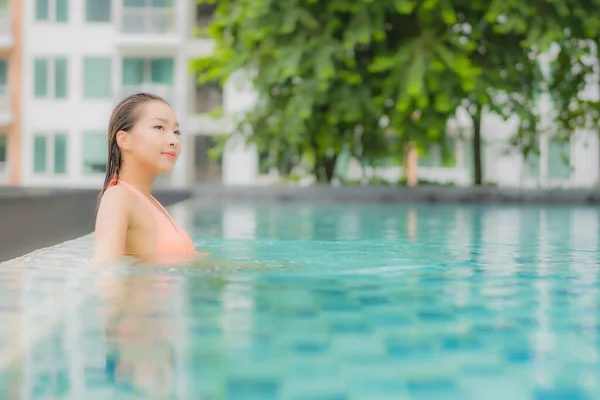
[418,139,457,168]
[36,0,68,22]
[123,0,174,34]
[83,57,112,98]
[0,59,7,108]
[122,58,174,100]
[33,136,47,173]
[0,134,7,174]
[54,57,68,98]
[56,0,68,22]
[193,136,222,182]
[548,138,571,179]
[524,150,540,179]
[34,59,48,97]
[195,3,216,37]
[122,58,174,85]
[0,59,6,85]
[33,133,68,175]
[83,132,108,174]
[54,134,67,173]
[36,0,49,20]
[34,57,68,99]
[86,0,111,22]
[194,81,222,114]
[124,0,171,7]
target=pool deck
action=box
[193,184,600,204]
[0,186,192,262]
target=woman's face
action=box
[121,100,181,175]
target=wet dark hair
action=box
[97,92,168,208]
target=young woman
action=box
[94,93,204,265]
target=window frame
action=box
[0,133,8,176]
[82,56,113,99]
[85,0,112,23]
[82,131,108,175]
[32,132,69,176]
[35,0,68,23]
[33,56,69,99]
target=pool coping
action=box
[192,184,600,204]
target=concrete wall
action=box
[0,188,191,262]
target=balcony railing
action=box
[0,8,10,37]
[121,84,174,104]
[0,84,9,111]
[121,7,176,34]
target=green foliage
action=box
[191,0,600,183]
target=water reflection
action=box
[99,274,183,397]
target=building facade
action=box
[19,0,257,188]
[0,0,22,186]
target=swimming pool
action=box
[2,201,599,399]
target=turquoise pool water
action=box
[5,202,600,399]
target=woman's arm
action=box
[94,186,131,263]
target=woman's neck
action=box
[117,164,155,196]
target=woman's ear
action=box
[116,130,131,151]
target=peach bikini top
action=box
[109,177,196,265]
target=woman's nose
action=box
[168,131,180,147]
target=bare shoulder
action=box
[96,185,131,219]
[94,186,133,262]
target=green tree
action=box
[547,3,600,146]
[459,21,541,185]
[191,0,572,184]
[192,0,483,183]
[493,1,600,178]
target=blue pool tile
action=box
[407,378,460,397]
[314,289,348,299]
[330,321,371,334]
[292,342,327,354]
[226,378,279,399]
[370,313,412,326]
[286,363,339,378]
[459,305,491,318]
[442,335,483,351]
[514,317,539,329]
[274,310,318,321]
[461,364,505,376]
[503,348,534,364]
[321,304,361,313]
[386,340,436,359]
[533,387,591,400]
[350,379,405,394]
[417,309,454,322]
[358,296,390,306]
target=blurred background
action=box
[0,0,598,191]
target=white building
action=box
[20,0,258,188]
